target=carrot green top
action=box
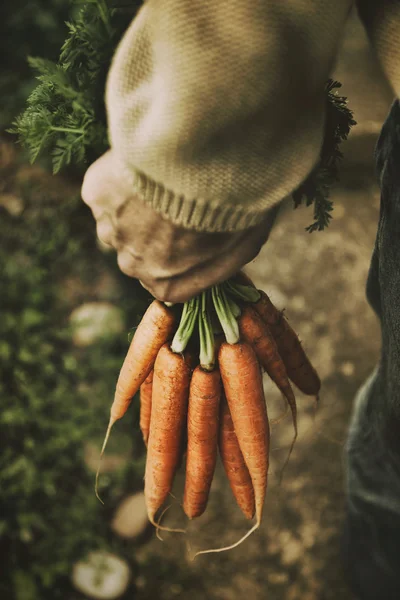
[105,0,400,234]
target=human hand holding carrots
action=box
[96,272,321,557]
[81,150,279,303]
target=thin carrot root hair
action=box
[192,520,260,559]
[270,398,290,426]
[155,505,185,541]
[277,428,298,486]
[156,505,171,542]
[148,509,186,537]
[278,392,298,484]
[95,420,114,504]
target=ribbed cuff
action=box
[120,165,278,233]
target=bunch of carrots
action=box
[96,272,320,556]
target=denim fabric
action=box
[343,99,400,599]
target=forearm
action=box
[105,0,352,233]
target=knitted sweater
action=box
[105,0,400,233]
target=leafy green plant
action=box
[0,0,73,129]
[293,80,357,232]
[10,0,141,172]
[10,0,356,230]
[0,161,149,599]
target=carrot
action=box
[139,370,153,447]
[253,290,321,396]
[219,342,269,523]
[113,301,176,421]
[239,305,297,441]
[218,396,255,520]
[176,350,198,471]
[194,342,269,557]
[183,366,221,519]
[144,343,192,530]
[95,300,175,502]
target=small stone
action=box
[313,311,327,326]
[339,361,355,377]
[72,551,131,600]
[300,523,318,549]
[280,537,303,566]
[268,572,289,585]
[0,193,24,216]
[111,492,149,539]
[70,302,125,347]
[290,295,306,311]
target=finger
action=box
[81,153,110,214]
[96,212,119,248]
[116,248,142,279]
[81,151,123,217]
[140,229,263,303]
[115,196,246,274]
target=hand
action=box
[81,151,278,303]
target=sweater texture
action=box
[105,0,400,233]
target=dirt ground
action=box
[131,10,394,600]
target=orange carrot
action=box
[219,396,255,520]
[194,342,269,557]
[96,300,175,501]
[253,291,321,396]
[144,343,192,528]
[140,370,153,447]
[239,305,297,440]
[219,342,269,525]
[112,301,175,421]
[183,367,221,519]
[176,350,198,471]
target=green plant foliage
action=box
[0,164,150,599]
[10,0,142,172]
[0,0,73,129]
[292,80,357,232]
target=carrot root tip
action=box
[94,418,115,505]
[191,520,260,559]
[149,512,186,536]
[278,432,298,486]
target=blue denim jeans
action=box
[343,99,400,599]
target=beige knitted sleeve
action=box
[106,0,352,233]
[356,0,400,96]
